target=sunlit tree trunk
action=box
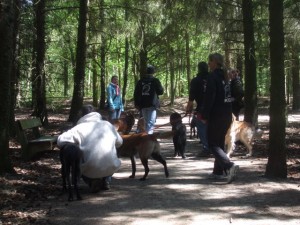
[242,0,258,125]
[185,30,191,89]
[99,0,106,110]
[122,1,129,104]
[0,0,14,173]
[291,46,300,110]
[266,0,287,178]
[69,0,88,123]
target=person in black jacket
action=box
[200,53,239,183]
[134,65,164,134]
[186,62,210,156]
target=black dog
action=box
[190,113,197,139]
[60,143,83,201]
[170,112,187,159]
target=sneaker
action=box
[227,164,239,183]
[208,173,227,180]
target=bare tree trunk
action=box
[68,0,88,123]
[242,0,258,125]
[0,0,15,173]
[9,0,21,137]
[92,54,99,107]
[32,0,48,125]
[63,62,69,97]
[99,0,106,110]
[266,0,287,178]
[122,1,129,104]
[292,46,300,110]
[169,47,175,105]
[185,30,191,90]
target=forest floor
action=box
[1,98,300,225]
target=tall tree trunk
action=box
[169,47,175,105]
[292,47,300,110]
[92,56,99,107]
[185,30,191,89]
[9,0,21,137]
[266,0,287,178]
[99,0,106,110]
[0,0,15,173]
[68,0,88,123]
[242,0,258,124]
[63,62,69,97]
[32,0,48,125]
[122,1,129,104]
[138,17,147,77]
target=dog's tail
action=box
[151,131,175,139]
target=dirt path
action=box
[46,116,300,225]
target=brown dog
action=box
[111,112,135,134]
[118,118,173,180]
[225,115,262,158]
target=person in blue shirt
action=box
[107,75,124,121]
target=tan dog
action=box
[118,117,173,180]
[225,115,262,158]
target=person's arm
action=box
[57,127,81,148]
[107,85,115,110]
[155,78,164,95]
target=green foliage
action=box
[14,0,300,106]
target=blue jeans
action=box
[141,107,157,134]
[108,109,122,121]
[196,118,208,151]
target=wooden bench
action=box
[16,118,58,160]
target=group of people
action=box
[57,52,244,194]
[186,53,244,182]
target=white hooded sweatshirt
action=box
[57,112,123,178]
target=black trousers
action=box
[207,114,233,175]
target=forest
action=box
[0,0,299,176]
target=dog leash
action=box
[154,112,189,129]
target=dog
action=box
[170,112,187,159]
[189,113,197,139]
[117,118,173,180]
[225,115,263,158]
[59,144,83,201]
[111,112,135,134]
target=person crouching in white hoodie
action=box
[57,105,123,192]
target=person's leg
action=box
[108,110,117,121]
[115,109,122,119]
[142,107,156,134]
[207,115,236,174]
[196,118,209,152]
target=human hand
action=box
[186,101,193,114]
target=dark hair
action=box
[146,65,155,75]
[111,75,118,82]
[198,61,208,75]
[81,104,95,117]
